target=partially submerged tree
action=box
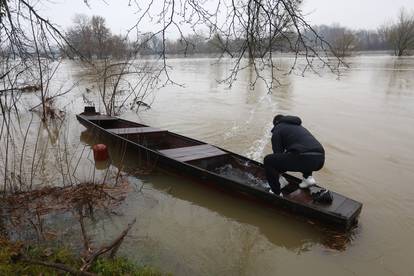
[66,14,128,59]
[314,25,356,57]
[332,31,356,57]
[381,8,414,56]
[89,60,158,116]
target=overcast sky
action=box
[42,0,414,35]
[302,0,414,29]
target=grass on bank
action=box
[0,239,163,276]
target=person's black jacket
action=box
[271,116,325,154]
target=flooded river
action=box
[5,55,414,275]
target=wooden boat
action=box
[77,107,362,230]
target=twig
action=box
[22,258,97,276]
[81,218,137,271]
[78,207,92,253]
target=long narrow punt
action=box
[77,108,362,230]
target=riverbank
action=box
[0,238,162,275]
[0,181,167,275]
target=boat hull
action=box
[77,112,362,230]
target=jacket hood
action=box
[274,115,302,126]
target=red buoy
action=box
[93,144,109,162]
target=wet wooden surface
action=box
[80,115,118,121]
[159,144,228,162]
[286,187,358,218]
[108,127,166,135]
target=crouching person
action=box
[264,115,325,195]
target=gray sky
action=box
[302,0,414,29]
[42,0,414,35]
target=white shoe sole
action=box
[299,182,316,189]
[299,176,317,189]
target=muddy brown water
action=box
[4,55,414,275]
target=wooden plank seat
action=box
[159,144,228,162]
[80,115,118,121]
[107,127,166,135]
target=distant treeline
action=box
[314,8,414,57]
[141,27,389,56]
[62,10,414,59]
[137,24,406,57]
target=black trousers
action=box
[263,153,325,193]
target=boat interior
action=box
[88,116,306,195]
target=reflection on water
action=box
[3,55,414,275]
